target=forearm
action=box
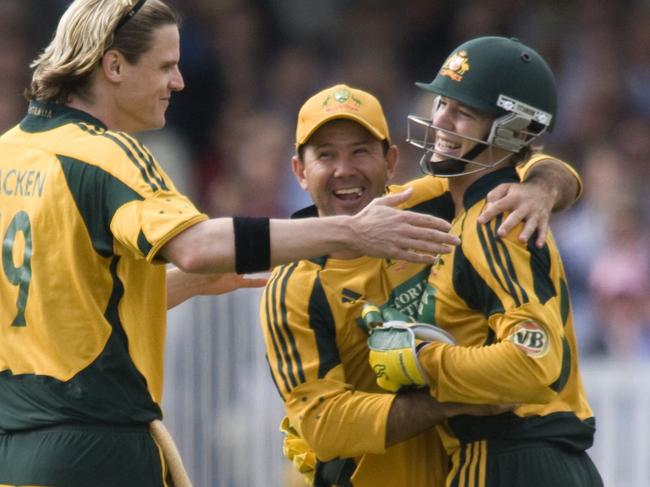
[523,158,580,211]
[166,267,196,309]
[385,389,516,447]
[269,216,353,266]
[160,195,459,273]
[160,217,352,274]
[385,390,447,447]
[159,218,237,273]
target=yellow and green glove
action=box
[363,304,456,393]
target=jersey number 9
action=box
[2,210,32,327]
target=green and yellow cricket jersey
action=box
[416,166,594,486]
[262,251,447,486]
[0,101,207,430]
[261,155,579,486]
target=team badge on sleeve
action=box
[507,320,549,358]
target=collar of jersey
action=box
[291,204,319,219]
[20,101,108,133]
[462,166,519,210]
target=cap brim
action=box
[297,113,389,147]
[415,81,441,94]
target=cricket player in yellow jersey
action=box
[262,83,583,486]
[369,37,603,486]
[0,2,468,487]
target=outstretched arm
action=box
[160,189,460,273]
[478,156,581,247]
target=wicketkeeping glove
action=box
[279,416,316,486]
[363,304,456,392]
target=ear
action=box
[385,144,399,181]
[291,155,309,191]
[101,49,124,83]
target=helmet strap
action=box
[419,138,488,177]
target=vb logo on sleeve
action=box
[507,320,550,358]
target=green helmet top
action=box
[416,36,557,130]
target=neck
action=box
[66,75,124,131]
[448,172,482,216]
[67,95,116,130]
[448,156,516,215]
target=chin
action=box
[152,116,167,129]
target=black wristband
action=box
[233,217,271,274]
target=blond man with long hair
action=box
[0,1,464,486]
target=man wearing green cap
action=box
[369,37,603,486]
[261,79,585,486]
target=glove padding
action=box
[367,315,456,392]
[279,416,316,485]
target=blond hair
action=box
[26,0,178,103]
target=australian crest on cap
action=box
[440,50,470,82]
[322,88,362,112]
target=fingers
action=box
[534,219,549,248]
[241,277,269,288]
[401,208,454,233]
[397,213,460,255]
[352,199,460,263]
[480,182,554,247]
[495,211,548,247]
[403,226,460,252]
[516,216,538,243]
[486,183,510,202]
[478,184,511,224]
[496,209,526,238]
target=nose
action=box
[332,155,356,177]
[170,66,185,92]
[433,106,453,132]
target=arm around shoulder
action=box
[519,155,582,211]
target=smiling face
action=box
[109,24,184,132]
[292,119,397,217]
[430,96,494,163]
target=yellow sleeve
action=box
[419,220,567,405]
[92,136,208,262]
[285,377,394,461]
[260,263,393,460]
[110,190,207,262]
[517,152,583,200]
[419,304,562,405]
[388,175,448,209]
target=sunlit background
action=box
[5,0,649,485]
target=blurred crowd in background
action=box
[2,0,649,359]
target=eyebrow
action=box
[312,138,373,149]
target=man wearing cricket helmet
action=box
[370,36,604,487]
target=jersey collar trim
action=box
[463,166,519,210]
[291,204,319,219]
[20,101,107,133]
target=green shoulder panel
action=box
[58,155,143,257]
[453,242,505,317]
